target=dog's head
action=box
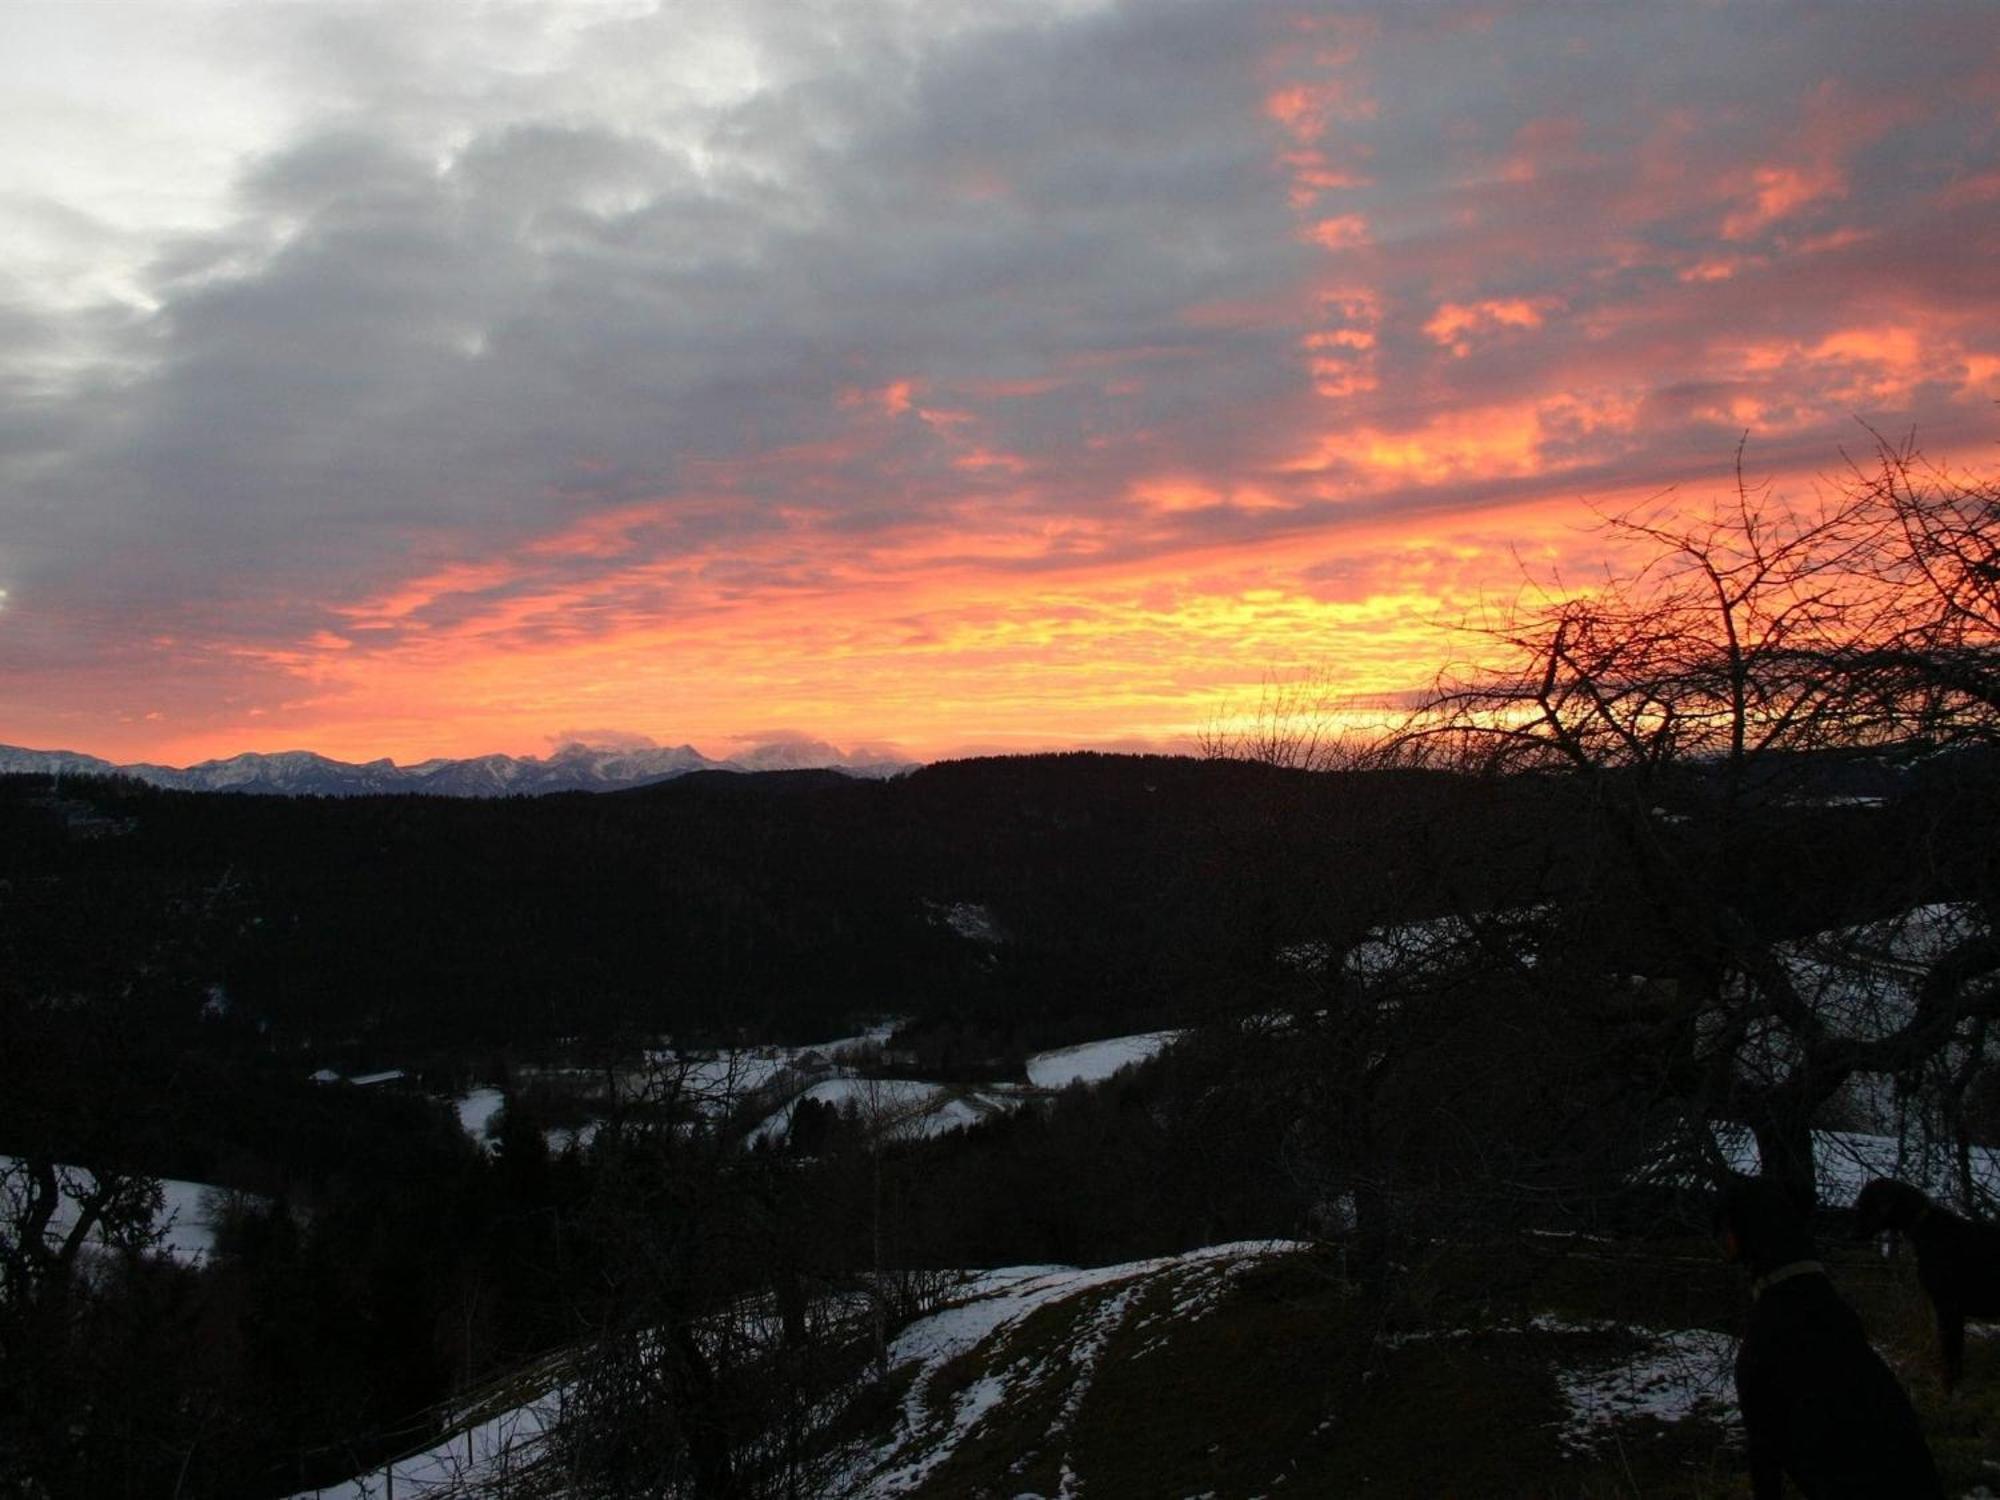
[1714,1174,1816,1277]
[1853,1177,1929,1237]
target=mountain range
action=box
[0,738,910,797]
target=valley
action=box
[6,736,2000,1497]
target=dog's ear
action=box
[1854,1178,1913,1236]
[1854,1179,1887,1237]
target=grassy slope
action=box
[842,1232,2000,1499]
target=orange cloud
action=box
[838,378,917,416]
[1264,80,1376,143]
[1297,282,1382,400]
[1304,213,1372,250]
[1278,150,1373,207]
[953,447,1030,474]
[1702,319,1999,418]
[1422,297,1557,356]
[340,559,526,627]
[1282,390,1639,486]
[1722,162,1846,240]
[1677,256,1756,284]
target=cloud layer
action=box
[3,0,1996,761]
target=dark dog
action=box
[1854,1176,2000,1392]
[1716,1176,1941,1499]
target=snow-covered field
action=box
[453,1024,1181,1159]
[748,1078,1021,1147]
[0,1156,244,1265]
[1022,1029,1181,1088]
[1780,903,1986,1041]
[743,1026,1184,1147]
[1708,1123,2000,1209]
[656,1023,903,1107]
[451,1088,601,1156]
[449,1025,910,1154]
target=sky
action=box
[2,0,1996,767]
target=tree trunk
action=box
[672,1326,735,1500]
[1750,1110,1817,1214]
[1348,1179,1394,1292]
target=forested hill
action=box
[4,748,1984,1061]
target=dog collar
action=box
[1751,1260,1825,1298]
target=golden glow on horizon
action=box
[45,422,1998,772]
[108,485,1666,767]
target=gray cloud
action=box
[4,0,1303,612]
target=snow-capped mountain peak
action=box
[0,739,912,797]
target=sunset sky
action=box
[3,1,1996,767]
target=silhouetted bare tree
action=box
[1393,435,2000,1207]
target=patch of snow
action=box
[454,1089,506,1151]
[749,1078,1019,1147]
[0,1156,249,1266]
[1345,907,1549,981]
[647,1026,905,1112]
[545,1121,601,1154]
[1705,1123,2000,1210]
[283,1382,564,1498]
[675,1050,804,1099]
[1777,902,1986,1044]
[941,902,1004,944]
[1550,1327,1738,1453]
[1716,903,1992,1133]
[829,1241,1309,1497]
[785,1022,905,1069]
[1025,1031,1182,1089]
[1276,940,1330,974]
[155,1178,239,1263]
[1370,1313,1737,1454]
[1526,1313,1622,1335]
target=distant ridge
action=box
[0,739,911,797]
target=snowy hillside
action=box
[826,1242,1743,1498]
[288,1236,1762,1500]
[826,1241,1314,1496]
[1023,1029,1181,1088]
